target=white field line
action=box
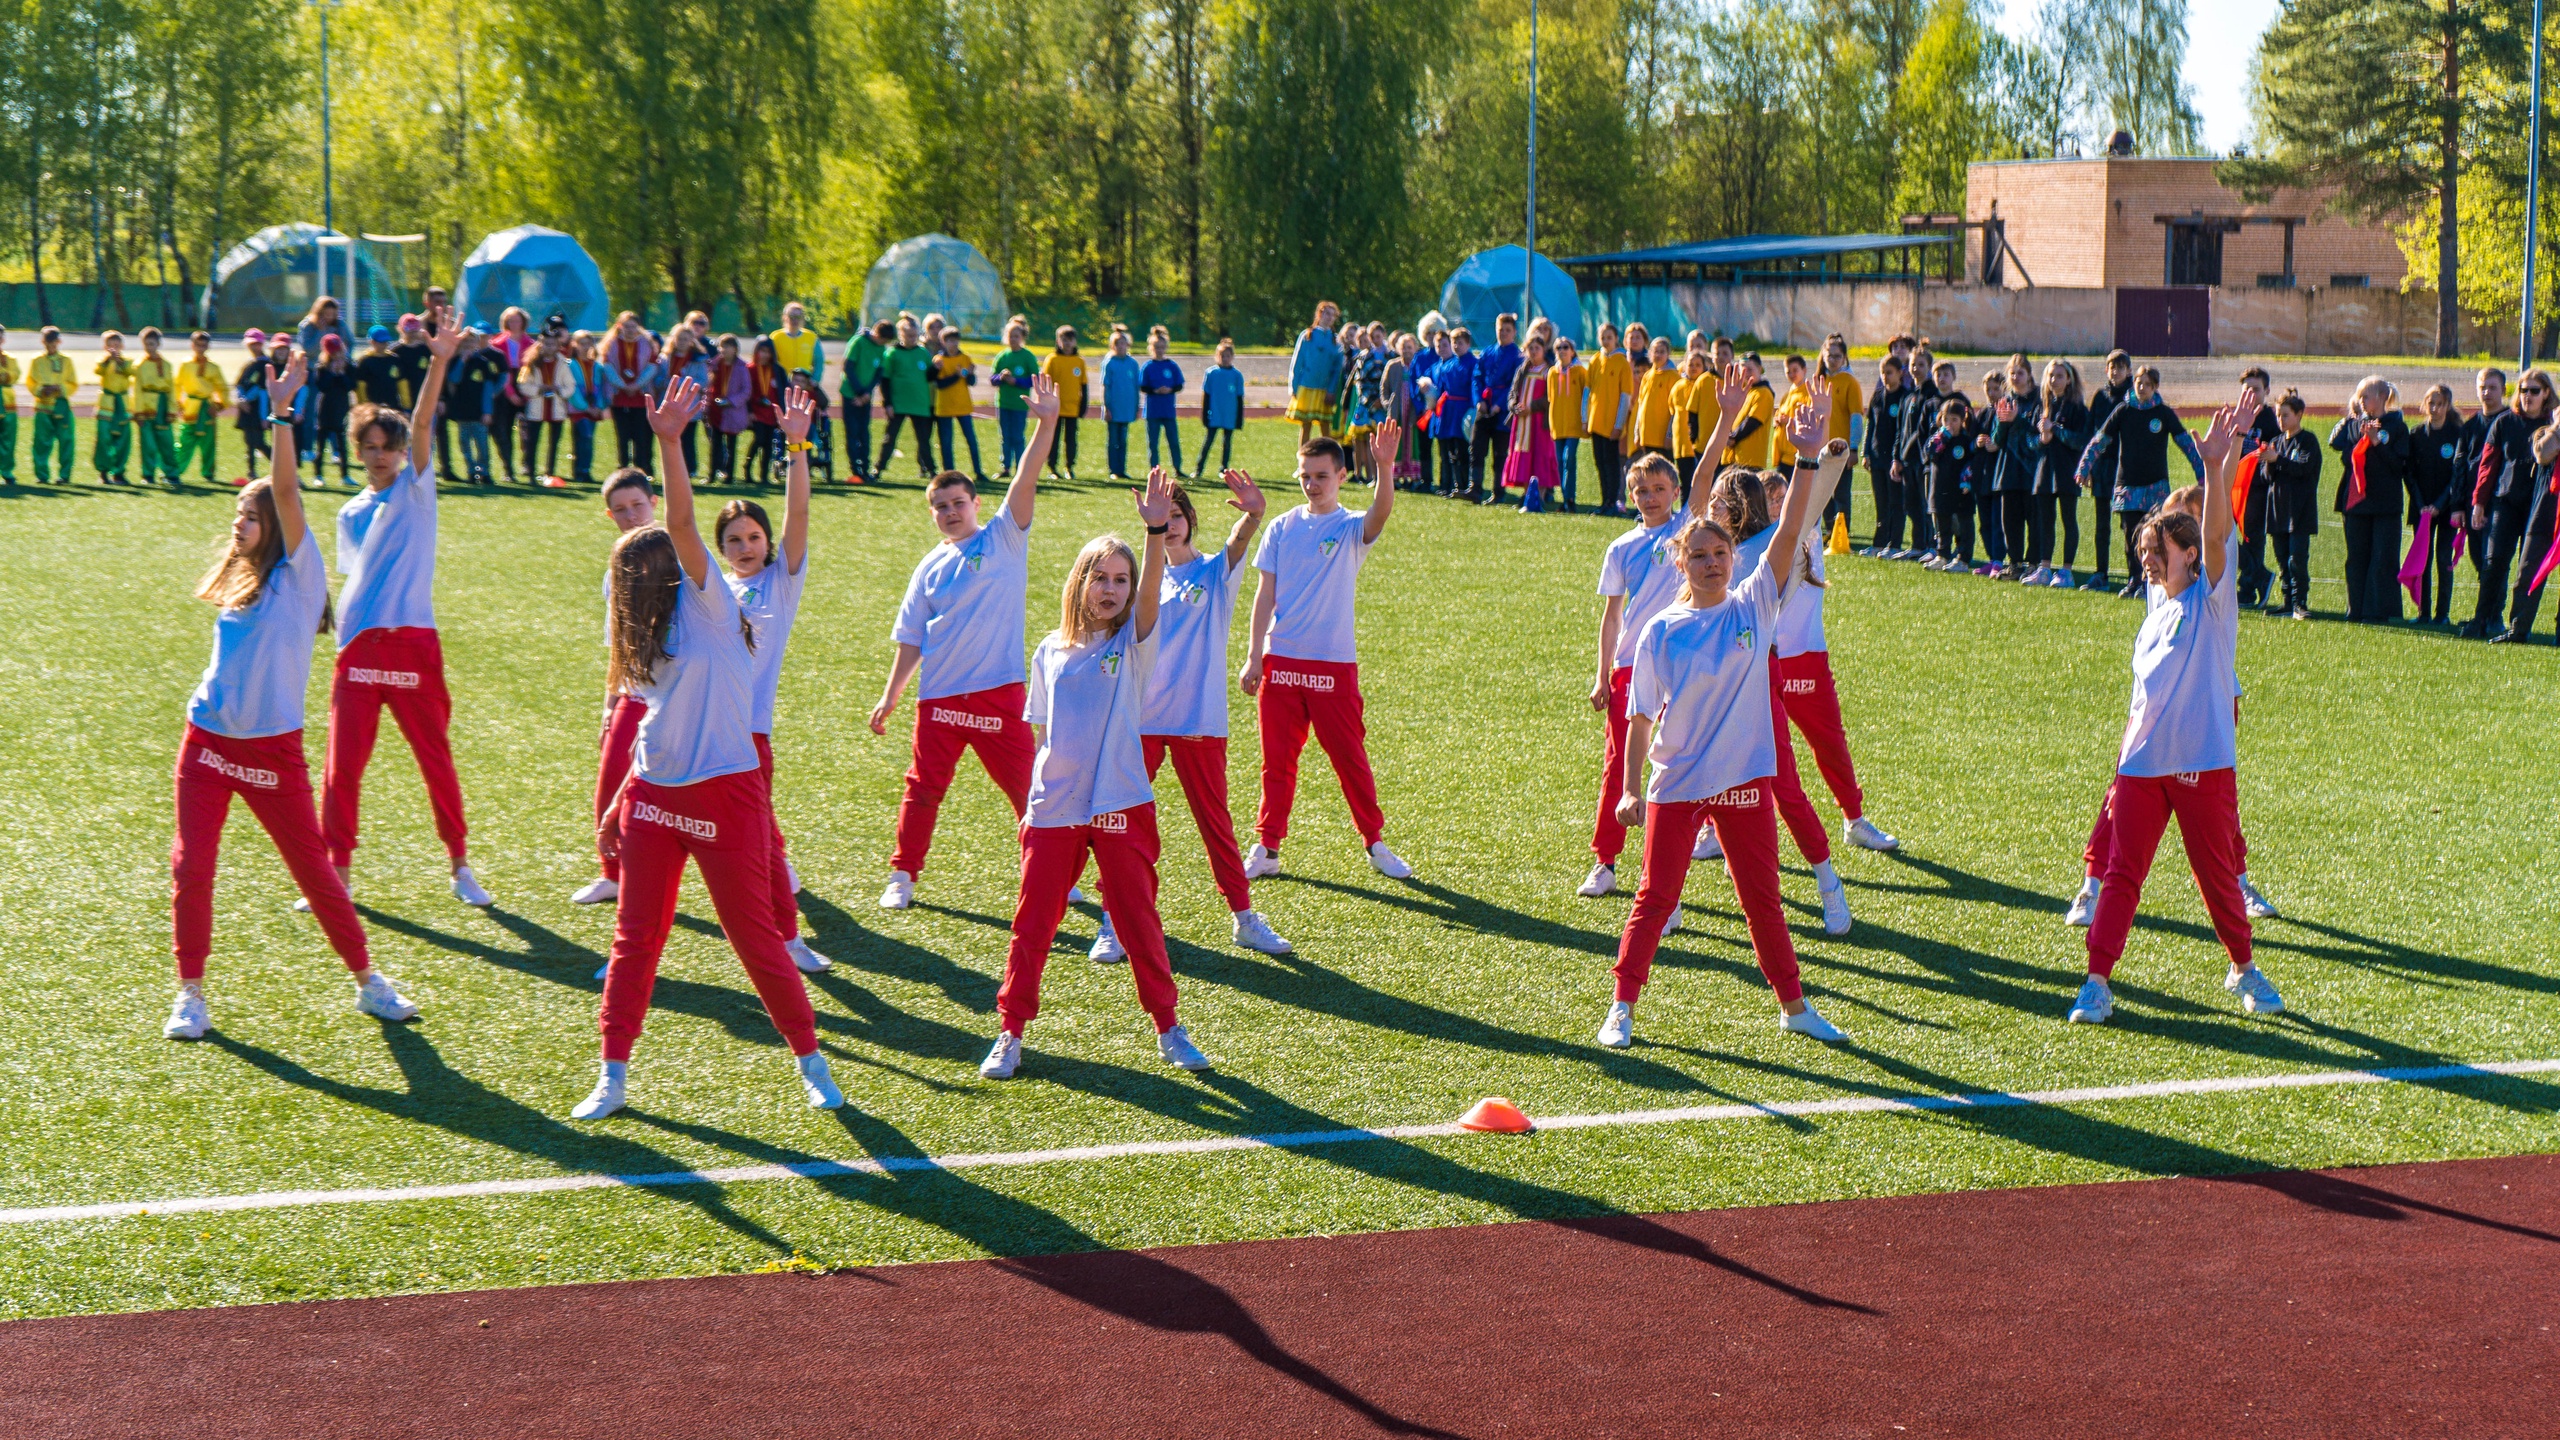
[7,1058,2553,1229]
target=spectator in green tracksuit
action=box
[991,315,1040,476]
[877,316,936,480]
[843,318,891,482]
[0,327,19,483]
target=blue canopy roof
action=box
[1561,233,1952,269]
[459,225,612,333]
[1438,245,1582,345]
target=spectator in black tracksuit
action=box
[2232,367,2282,606]
[2454,369,2508,621]
[2257,390,2323,618]
[1864,353,1912,554]
[1896,359,1945,558]
[2082,351,2132,590]
[1921,397,1981,568]
[2076,363,2203,598]
[2465,368,2550,636]
[2405,385,2465,625]
[1988,358,2042,579]
[2027,359,2091,584]
[2495,418,2560,642]
[2327,377,2409,623]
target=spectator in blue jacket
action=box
[1198,338,1246,475]
[1432,328,1478,497]
[1411,328,1454,493]
[1468,312,1522,502]
[1140,325,1187,476]
[1102,324,1143,479]
[1285,300,1345,444]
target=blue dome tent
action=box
[210,223,393,334]
[1437,246,1581,347]
[458,225,611,333]
[862,234,1009,339]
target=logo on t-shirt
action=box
[965,553,986,574]
[1651,539,1676,567]
[1100,647,1123,676]
[2148,418,2163,434]
[1735,627,1754,651]
[1171,579,1208,606]
[1319,537,1341,557]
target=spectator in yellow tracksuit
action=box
[172,330,231,482]
[1771,354,1817,468]
[0,327,17,483]
[133,327,179,484]
[1669,351,1719,498]
[1628,335,1679,460]
[1721,354,1777,469]
[1548,335,1587,512]
[1042,327,1089,480]
[93,332,139,483]
[1582,322,1631,513]
[26,328,78,483]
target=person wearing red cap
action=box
[306,332,358,484]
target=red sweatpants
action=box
[1144,735,1253,912]
[598,770,818,1062]
[1767,670,1833,864]
[998,804,1180,1035]
[1255,655,1385,849]
[171,725,370,980]
[594,694,644,882]
[754,732,799,942]
[1591,666,1633,865]
[2084,768,2252,979]
[2085,777,2250,878]
[892,683,1035,875]
[1774,651,1865,820]
[323,626,470,868]
[1613,781,1803,1006]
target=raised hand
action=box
[1135,466,1175,530]
[1221,468,1267,516]
[1368,419,1401,471]
[424,304,470,361]
[2196,405,2240,470]
[781,385,816,442]
[266,350,309,416]
[649,375,704,438]
[1025,374,1060,422]
[1780,395,1826,460]
[1715,362,1751,416]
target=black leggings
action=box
[879,413,934,477]
[490,397,525,479]
[749,422,778,484]
[1439,435,1469,490]
[1933,491,1974,562]
[711,427,738,481]
[2001,492,2031,567]
[1591,434,1623,512]
[521,419,563,479]
[611,408,653,472]
[1868,462,1904,550]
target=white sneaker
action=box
[1780,1003,1846,1041]
[1158,1024,1212,1071]
[879,870,915,909]
[1843,816,1899,851]
[1089,914,1127,964]
[980,1032,1023,1080]
[2023,565,2050,586]
[1819,881,1852,935]
[2226,964,2286,1014]
[1068,884,1088,905]
[785,860,802,894]
[1367,841,1413,879]
[2236,874,2280,920]
[593,961,609,981]
[797,1051,844,1109]
[164,984,209,1040]
[1243,845,1281,880]
[571,876,619,905]
[2065,879,2101,928]
[1596,999,1634,1048]
[354,969,419,1022]
[571,1061,627,1120]
[786,938,832,973]
[1232,909,1293,954]
[451,865,493,907]
[2067,976,2115,1024]
[1660,907,1684,936]
[1577,863,1617,897]
[1692,829,1723,862]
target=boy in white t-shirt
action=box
[1239,425,1412,880]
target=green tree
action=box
[1891,0,1989,221]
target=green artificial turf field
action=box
[1,423,2553,1320]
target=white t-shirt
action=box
[1770,535,1828,659]
[2118,538,2239,777]
[892,509,1030,700]
[1628,562,1787,804]
[1024,622,1159,827]
[1140,550,1242,737]
[335,462,438,645]
[1598,515,1684,670]
[187,530,330,739]
[728,554,807,735]
[1254,505,1370,664]
[631,568,761,788]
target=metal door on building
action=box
[2116,288,2212,357]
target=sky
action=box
[1990,0,2284,156]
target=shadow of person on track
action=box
[2203,1164,2560,1245]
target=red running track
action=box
[6,1153,2555,1438]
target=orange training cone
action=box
[1827,513,1853,555]
[1457,1097,1533,1133]
[539,475,570,489]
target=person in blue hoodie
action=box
[1469,312,1522,503]
[1285,300,1345,445]
[1431,328,1478,498]
[1140,325,1187,476]
[1198,337,1245,474]
[1102,325,1143,479]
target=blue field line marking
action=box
[6,1058,2553,1228]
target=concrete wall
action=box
[1649,276,2508,358]
[1967,158,2409,292]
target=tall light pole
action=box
[2525,0,2546,369]
[316,0,336,237]
[1525,0,1539,329]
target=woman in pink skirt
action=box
[1504,332,1562,511]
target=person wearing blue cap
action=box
[355,326,404,408]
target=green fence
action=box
[0,283,203,333]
